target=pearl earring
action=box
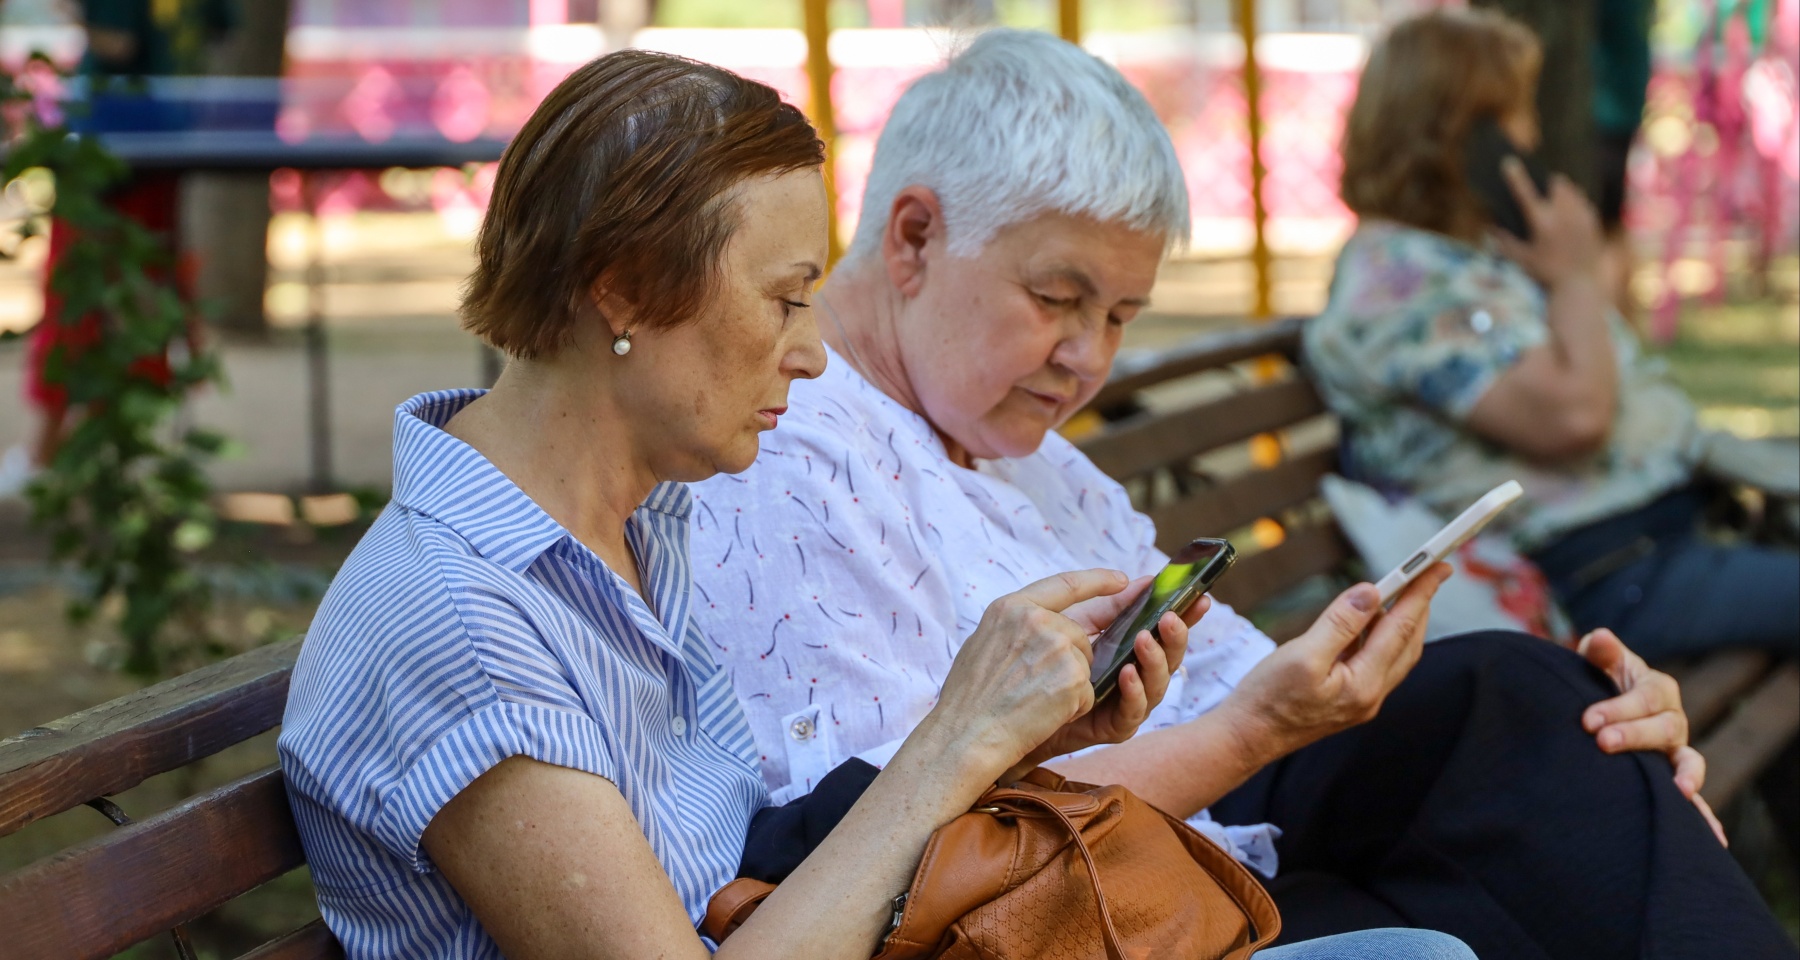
[611,330,633,356]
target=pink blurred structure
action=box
[269,16,1799,286]
[6,1,1790,304]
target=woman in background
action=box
[1306,8,1799,663]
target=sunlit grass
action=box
[1655,299,1800,439]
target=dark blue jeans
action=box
[1529,488,1800,662]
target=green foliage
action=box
[3,57,228,677]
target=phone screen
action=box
[1089,538,1235,700]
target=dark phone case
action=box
[1464,117,1550,240]
[1092,545,1236,703]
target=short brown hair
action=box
[1339,9,1541,242]
[463,51,825,359]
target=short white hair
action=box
[845,28,1189,263]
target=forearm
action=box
[1043,704,1280,820]
[1542,273,1618,420]
[719,715,998,960]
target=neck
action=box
[819,263,975,468]
[444,356,657,571]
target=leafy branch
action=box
[3,57,228,677]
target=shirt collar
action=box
[390,390,568,572]
[390,390,695,572]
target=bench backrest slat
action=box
[1089,316,1305,412]
[1677,650,1775,732]
[1212,522,1350,614]
[240,920,346,960]
[0,638,300,839]
[1147,447,1338,554]
[0,766,304,960]
[1081,377,1326,481]
[1696,661,1800,807]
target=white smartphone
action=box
[1374,480,1524,607]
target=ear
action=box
[587,276,636,340]
[881,186,945,299]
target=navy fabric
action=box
[1213,631,1795,960]
[1531,488,1800,661]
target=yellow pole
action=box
[1235,0,1272,319]
[803,0,841,264]
[1059,0,1080,43]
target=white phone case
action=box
[1374,480,1524,607]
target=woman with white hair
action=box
[689,28,1795,960]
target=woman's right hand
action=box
[922,568,1134,784]
[1493,159,1604,289]
[1216,565,1452,765]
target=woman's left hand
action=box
[1003,577,1200,780]
[1578,628,1727,847]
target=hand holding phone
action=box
[1465,117,1549,240]
[1375,480,1523,607]
[1090,538,1236,702]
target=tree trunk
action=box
[1472,0,1598,197]
[183,0,291,337]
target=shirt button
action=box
[1469,309,1494,333]
[789,716,815,741]
[671,716,688,737]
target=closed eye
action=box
[780,298,811,320]
[1033,291,1078,309]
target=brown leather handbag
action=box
[702,768,1281,960]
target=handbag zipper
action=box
[883,892,908,941]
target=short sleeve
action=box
[375,699,618,873]
[1308,228,1550,423]
[286,555,627,877]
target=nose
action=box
[783,308,829,381]
[1052,320,1115,385]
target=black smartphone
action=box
[1464,115,1550,240]
[1089,538,1236,703]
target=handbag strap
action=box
[1002,793,1129,960]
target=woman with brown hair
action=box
[274,50,1189,959]
[276,49,1476,960]
[1308,8,1798,663]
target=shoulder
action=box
[292,506,476,678]
[1312,225,1527,356]
[282,507,574,770]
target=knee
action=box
[1404,631,1626,741]
[1427,630,1608,699]
[1373,929,1478,960]
[1281,928,1477,960]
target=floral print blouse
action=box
[1303,220,1698,551]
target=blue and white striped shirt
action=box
[279,389,768,957]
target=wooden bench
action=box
[0,319,1791,957]
[1073,316,1800,816]
[0,637,337,960]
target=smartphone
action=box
[1090,538,1236,702]
[1465,116,1551,240]
[1374,480,1524,607]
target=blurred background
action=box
[0,0,1794,952]
[0,0,1793,491]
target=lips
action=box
[757,406,787,428]
[1021,388,1072,410]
